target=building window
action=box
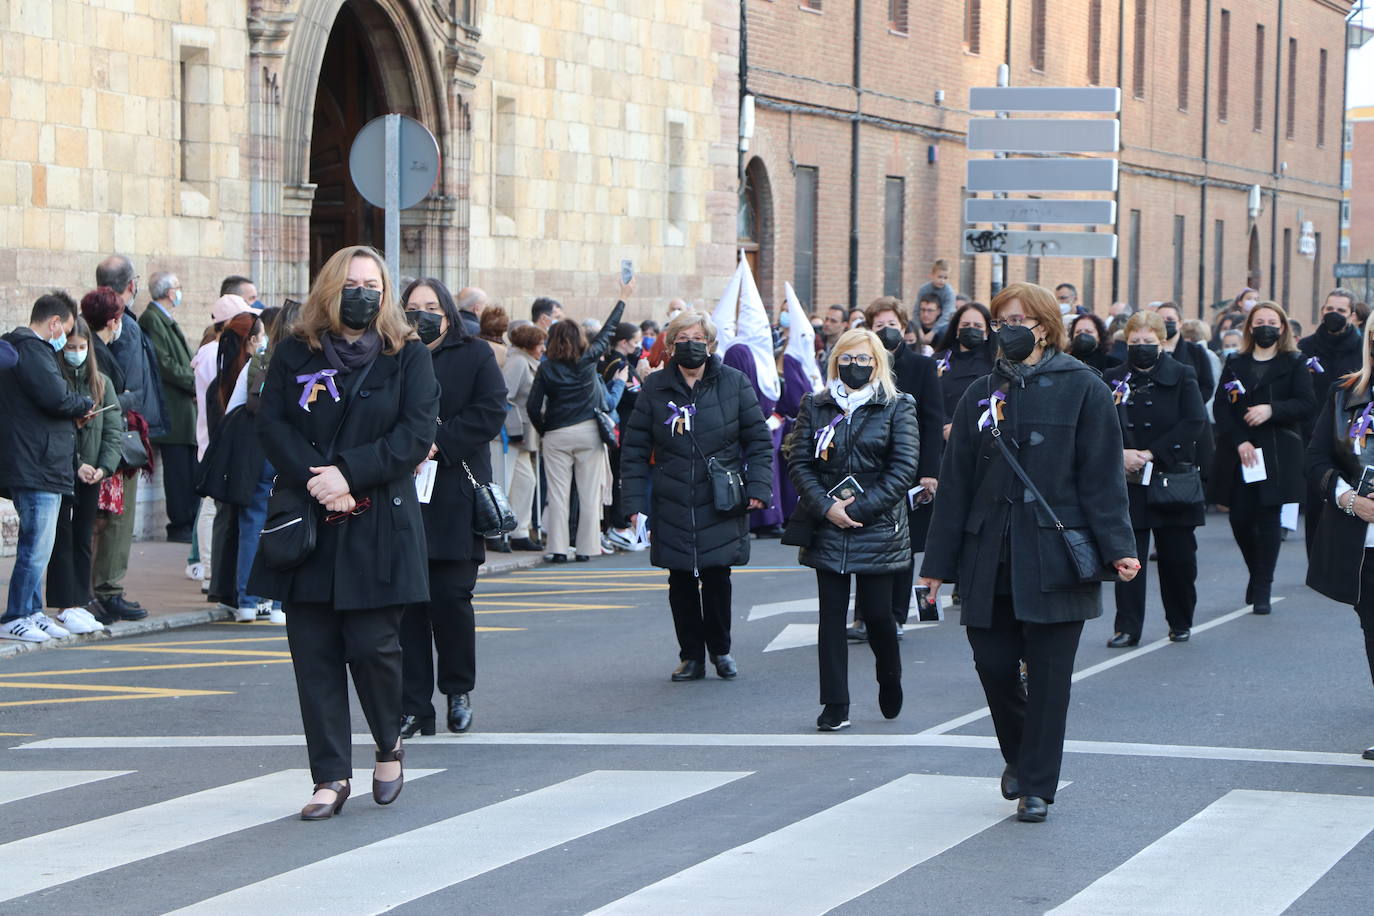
[1213,219,1225,307]
[1346,123,1355,150]
[179,46,211,187]
[883,177,905,298]
[1172,215,1186,304]
[1343,200,1352,225]
[1030,0,1047,71]
[1253,25,1265,133]
[1132,0,1147,99]
[1129,209,1142,309]
[801,0,822,10]
[666,119,687,244]
[1344,160,1353,188]
[492,95,517,236]
[1088,0,1103,85]
[1178,0,1191,111]
[1217,9,1230,122]
[1285,38,1297,139]
[888,0,908,33]
[963,0,981,54]
[1317,48,1328,147]
[1281,227,1292,306]
[794,166,818,313]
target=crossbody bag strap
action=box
[989,420,1066,532]
[322,355,378,461]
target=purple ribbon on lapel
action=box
[664,401,696,434]
[936,353,951,376]
[814,413,844,458]
[1351,402,1374,450]
[1223,379,1246,403]
[1111,373,1133,406]
[296,369,340,411]
[976,390,1006,431]
[1307,356,1325,374]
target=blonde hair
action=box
[989,282,1068,351]
[1124,311,1167,341]
[1343,317,1374,396]
[827,328,898,401]
[1241,301,1297,355]
[297,245,416,355]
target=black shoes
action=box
[1252,585,1272,615]
[1107,633,1139,649]
[817,704,851,731]
[447,693,473,733]
[1364,746,1374,761]
[96,594,147,622]
[575,554,592,562]
[1017,795,1048,823]
[372,746,404,805]
[710,654,738,680]
[510,537,543,552]
[846,621,868,641]
[1000,765,1019,801]
[545,554,568,564]
[399,715,435,739]
[671,660,705,681]
[1169,629,1191,642]
[878,679,903,719]
[486,537,512,554]
[300,780,350,820]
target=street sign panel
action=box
[966,158,1118,192]
[1334,262,1374,279]
[967,118,1119,153]
[349,114,440,210]
[965,198,1117,225]
[969,87,1122,112]
[963,229,1118,259]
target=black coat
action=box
[1103,355,1207,529]
[1304,383,1372,605]
[786,387,920,574]
[935,343,996,422]
[0,328,94,498]
[621,356,773,571]
[196,405,267,507]
[1299,327,1364,437]
[1168,338,1216,401]
[920,350,1136,627]
[248,336,440,610]
[890,344,944,480]
[424,332,508,563]
[527,300,625,434]
[1074,348,1121,373]
[1210,351,1315,507]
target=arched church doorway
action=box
[738,157,774,310]
[1247,225,1263,293]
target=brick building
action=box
[742,0,1351,323]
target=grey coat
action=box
[920,349,1136,627]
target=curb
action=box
[1,552,549,660]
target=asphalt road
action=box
[2,517,1373,914]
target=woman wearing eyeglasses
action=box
[249,245,440,820]
[786,328,920,731]
[919,282,1138,823]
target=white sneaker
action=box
[606,528,635,551]
[268,607,286,624]
[233,606,257,622]
[185,563,205,581]
[2,617,50,642]
[26,614,69,639]
[57,607,104,634]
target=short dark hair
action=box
[220,275,254,297]
[1055,283,1078,297]
[544,318,586,364]
[95,255,134,293]
[1069,312,1112,355]
[31,290,77,325]
[612,321,639,344]
[639,319,660,335]
[531,297,560,323]
[826,304,847,318]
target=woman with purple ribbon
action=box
[248,245,439,821]
[1305,315,1374,762]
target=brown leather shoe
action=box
[373,747,405,805]
[300,780,350,820]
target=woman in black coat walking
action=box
[1068,313,1121,373]
[397,278,507,738]
[786,328,920,730]
[249,245,440,820]
[1304,317,1374,761]
[1210,301,1315,615]
[620,311,773,682]
[933,302,996,440]
[919,282,1138,823]
[1102,311,1207,647]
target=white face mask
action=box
[110,320,123,343]
[64,348,88,367]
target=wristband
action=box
[1342,491,1358,517]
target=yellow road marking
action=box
[475,604,626,614]
[84,636,290,647]
[0,681,230,708]
[65,646,293,658]
[0,732,35,736]
[1,660,296,677]
[0,692,230,708]
[210,621,286,627]
[475,586,666,598]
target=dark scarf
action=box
[322,329,382,373]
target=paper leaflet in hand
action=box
[712,253,780,401]
[783,281,825,393]
[1241,448,1267,484]
[415,459,437,504]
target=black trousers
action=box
[818,570,901,705]
[966,595,1083,802]
[400,560,478,722]
[285,601,403,784]
[1227,479,1283,591]
[891,555,916,625]
[1352,551,1374,688]
[158,443,198,538]
[667,567,732,663]
[46,482,99,609]
[1113,526,1198,638]
[208,501,239,606]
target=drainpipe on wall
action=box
[1197,0,1212,318]
[848,0,862,313]
[1269,0,1284,299]
[1112,0,1125,304]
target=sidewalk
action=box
[0,541,546,659]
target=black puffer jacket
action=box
[0,328,94,498]
[621,356,773,571]
[527,300,625,434]
[786,386,920,574]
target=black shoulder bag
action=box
[463,458,517,537]
[686,427,749,518]
[259,358,375,572]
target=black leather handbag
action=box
[118,429,148,471]
[1146,463,1204,508]
[687,431,749,517]
[462,459,517,537]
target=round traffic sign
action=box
[348,114,441,210]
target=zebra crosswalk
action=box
[2,765,1372,913]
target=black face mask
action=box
[1128,344,1160,369]
[1252,325,1281,349]
[340,286,382,331]
[1164,320,1179,340]
[1322,311,1348,334]
[957,327,985,350]
[839,363,874,390]
[1070,333,1098,358]
[405,310,444,345]
[877,326,903,352]
[996,324,1037,363]
[673,339,709,370]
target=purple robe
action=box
[724,344,786,529]
[774,354,812,518]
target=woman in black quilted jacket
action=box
[621,311,773,682]
[786,328,920,732]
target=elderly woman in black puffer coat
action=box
[786,328,920,732]
[621,311,773,683]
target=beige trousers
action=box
[507,448,539,540]
[541,420,606,558]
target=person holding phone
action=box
[785,328,920,731]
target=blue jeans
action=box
[236,461,276,610]
[4,489,62,622]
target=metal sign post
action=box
[384,114,401,284]
[349,113,441,283]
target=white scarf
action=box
[828,379,875,418]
